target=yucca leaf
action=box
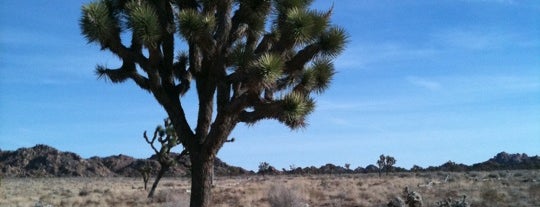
[95,64,131,83]
[308,9,330,37]
[80,1,118,47]
[284,8,315,44]
[310,58,335,93]
[126,1,161,48]
[281,92,315,128]
[230,42,254,68]
[177,9,215,42]
[299,68,316,90]
[253,53,283,86]
[318,26,348,57]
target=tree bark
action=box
[189,150,215,207]
[148,166,168,198]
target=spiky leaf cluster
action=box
[233,0,272,32]
[80,1,119,48]
[251,53,283,87]
[282,8,329,44]
[280,92,315,128]
[125,1,161,48]
[303,58,335,93]
[81,0,348,145]
[319,26,347,57]
[177,9,215,46]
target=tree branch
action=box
[284,44,320,74]
[95,61,152,91]
[156,0,177,90]
[254,33,275,55]
[143,130,160,154]
[214,0,232,52]
[237,100,281,124]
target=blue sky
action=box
[1,0,539,171]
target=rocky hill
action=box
[1,145,538,177]
[0,144,251,178]
[470,152,540,171]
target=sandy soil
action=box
[1,170,539,207]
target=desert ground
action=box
[1,170,539,207]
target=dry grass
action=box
[0,170,538,206]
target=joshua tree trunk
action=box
[148,165,169,198]
[189,151,215,207]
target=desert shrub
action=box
[466,172,479,178]
[399,173,411,178]
[267,185,304,207]
[388,187,423,207]
[479,185,506,206]
[306,187,325,201]
[498,171,508,178]
[34,201,53,207]
[79,188,90,197]
[153,189,189,206]
[486,173,498,179]
[529,184,540,200]
[435,195,470,207]
[163,182,175,187]
[387,196,405,207]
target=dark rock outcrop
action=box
[0,145,110,177]
[0,144,250,178]
[470,152,540,171]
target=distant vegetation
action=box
[377,154,397,177]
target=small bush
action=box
[79,189,90,197]
[529,184,540,200]
[435,195,470,207]
[267,185,304,207]
[486,174,498,179]
[480,185,506,206]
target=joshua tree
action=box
[143,118,188,198]
[377,154,397,176]
[411,165,423,173]
[377,154,385,177]
[80,0,347,206]
[385,156,396,175]
[258,161,271,174]
[138,162,152,190]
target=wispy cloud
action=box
[317,100,393,112]
[460,0,516,4]
[328,117,354,127]
[406,76,441,91]
[336,42,438,70]
[430,27,538,51]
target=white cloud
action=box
[317,100,393,112]
[430,27,538,51]
[406,76,441,91]
[336,42,438,70]
[328,117,354,127]
[461,0,515,4]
